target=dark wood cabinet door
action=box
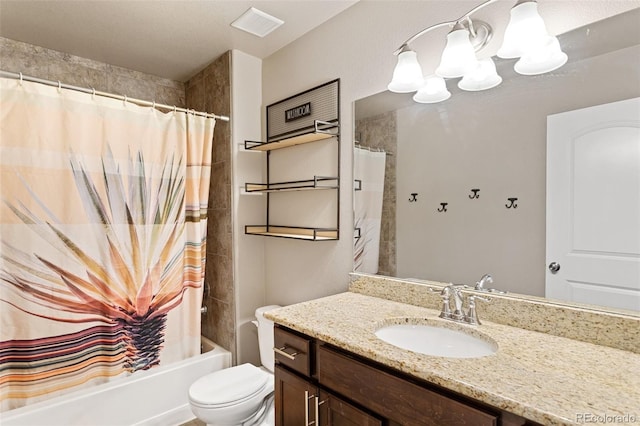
[317,345,498,426]
[318,390,382,426]
[275,365,317,426]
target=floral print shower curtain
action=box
[0,78,215,411]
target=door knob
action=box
[548,262,561,273]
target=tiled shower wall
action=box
[185,52,235,360]
[1,37,236,359]
[0,38,185,106]
[355,111,397,276]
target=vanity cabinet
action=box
[274,325,539,426]
[275,365,382,426]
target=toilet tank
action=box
[254,305,281,373]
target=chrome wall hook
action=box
[469,188,480,199]
[438,202,448,212]
[506,197,518,209]
[409,193,418,202]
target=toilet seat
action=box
[189,363,270,409]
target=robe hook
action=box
[506,197,518,209]
[438,202,448,212]
[469,188,480,199]
[409,193,418,202]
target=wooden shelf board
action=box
[245,177,339,193]
[245,226,338,241]
[246,132,335,152]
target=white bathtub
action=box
[0,337,231,426]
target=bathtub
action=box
[0,337,231,426]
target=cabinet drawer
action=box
[317,345,498,426]
[274,326,312,377]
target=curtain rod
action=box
[0,70,230,122]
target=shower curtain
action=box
[353,147,386,274]
[0,78,215,411]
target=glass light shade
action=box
[458,58,503,91]
[514,35,568,75]
[497,1,549,59]
[413,76,451,103]
[387,50,424,93]
[435,27,478,79]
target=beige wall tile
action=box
[1,37,185,108]
[188,52,235,360]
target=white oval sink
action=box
[375,323,497,358]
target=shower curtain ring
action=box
[92,88,96,99]
[18,72,23,85]
[57,81,62,92]
[123,95,128,105]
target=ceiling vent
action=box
[231,7,284,38]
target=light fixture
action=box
[388,0,567,103]
[387,46,424,93]
[413,76,451,103]
[458,58,502,91]
[514,35,568,75]
[498,0,549,58]
[436,22,479,78]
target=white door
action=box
[546,97,640,312]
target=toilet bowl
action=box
[188,305,281,426]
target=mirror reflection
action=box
[353,9,640,314]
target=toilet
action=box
[188,305,281,426]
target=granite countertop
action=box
[265,292,640,426]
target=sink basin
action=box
[374,323,497,358]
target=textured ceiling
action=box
[0,0,359,81]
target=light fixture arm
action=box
[394,21,455,55]
[393,0,502,55]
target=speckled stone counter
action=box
[265,292,640,426]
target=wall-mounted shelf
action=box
[245,226,339,241]
[245,176,339,193]
[244,120,338,152]
[244,79,340,242]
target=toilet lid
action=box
[189,363,270,407]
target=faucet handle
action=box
[466,295,491,325]
[429,285,453,319]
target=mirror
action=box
[353,9,640,315]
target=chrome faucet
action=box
[450,285,465,321]
[434,284,490,325]
[474,273,506,294]
[475,274,493,290]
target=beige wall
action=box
[230,50,267,366]
[261,1,640,305]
